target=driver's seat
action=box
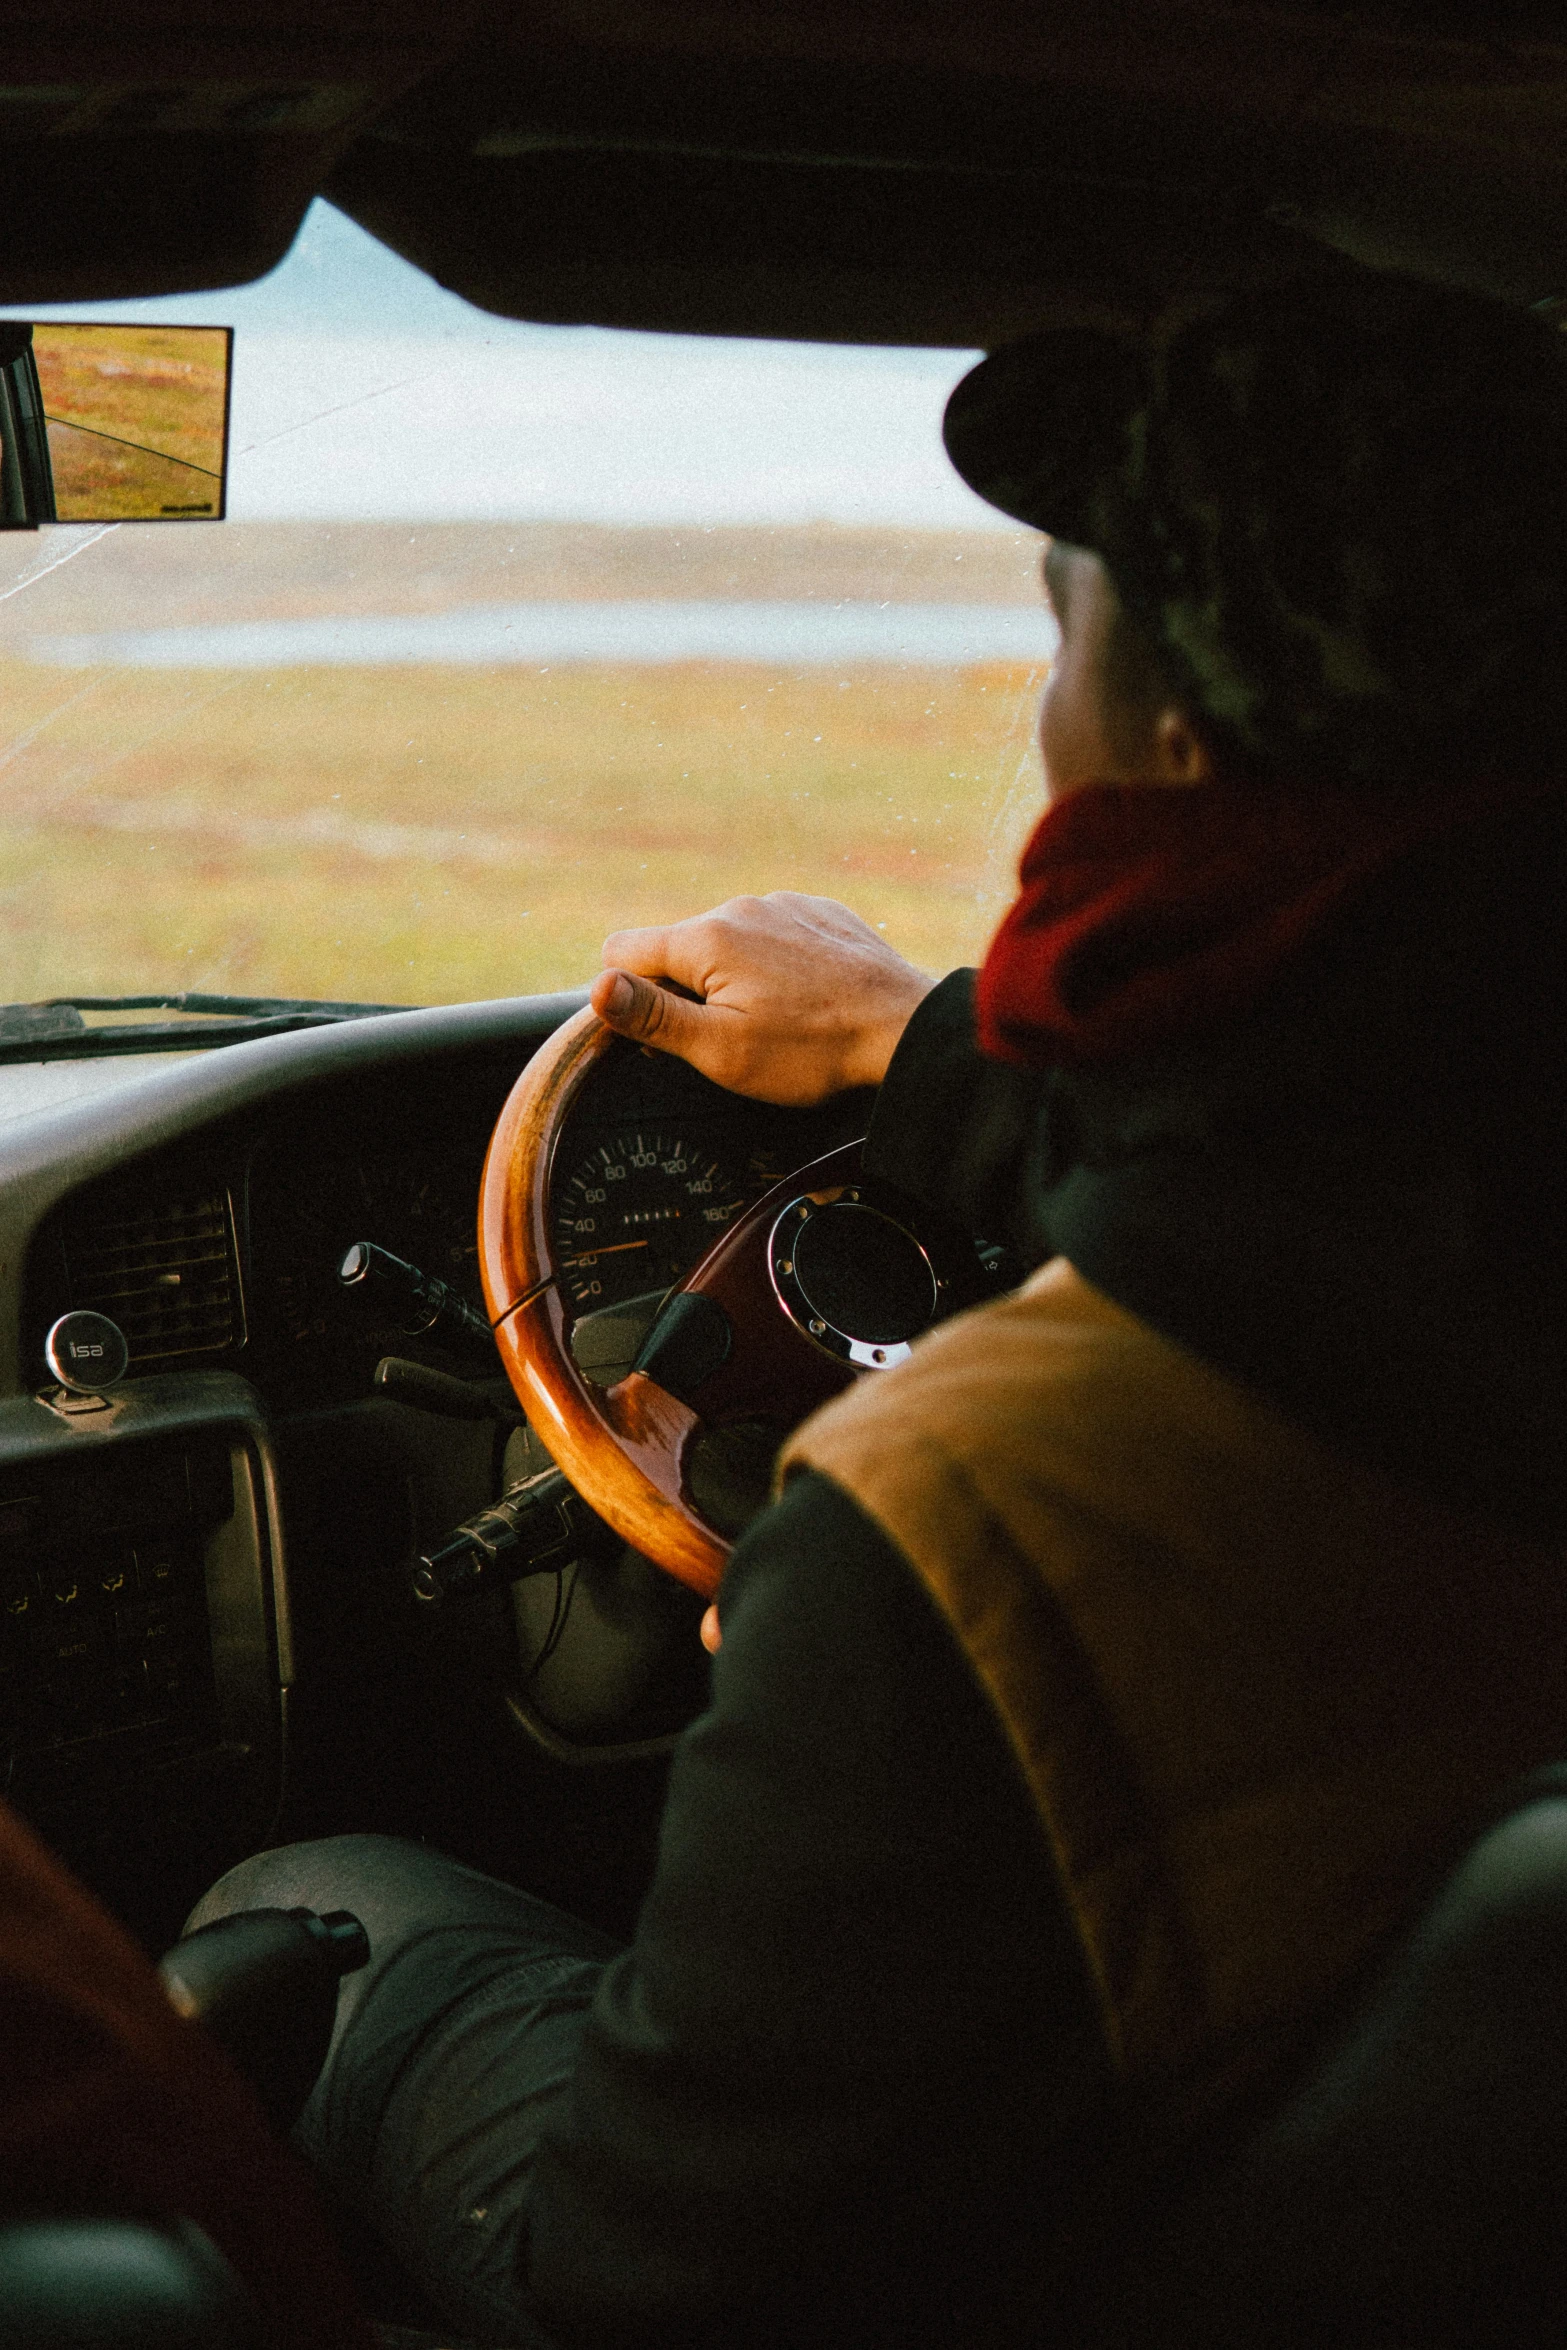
[8,1784,1567,2348]
[1099,1766,1567,2348]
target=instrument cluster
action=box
[548,1041,873,1324]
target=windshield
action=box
[0,203,1050,1017]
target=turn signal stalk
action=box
[412,1467,618,1605]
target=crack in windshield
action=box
[0,523,119,608]
[231,373,419,460]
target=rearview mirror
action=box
[0,321,231,526]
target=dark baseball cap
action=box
[943,276,1567,787]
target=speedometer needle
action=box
[563,1240,650,1263]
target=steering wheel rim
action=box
[478,1007,723,1594]
[479,1007,890,1596]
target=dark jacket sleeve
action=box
[864,969,1053,1258]
[525,1470,1110,2350]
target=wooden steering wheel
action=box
[478,1006,961,1596]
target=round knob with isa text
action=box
[44,1310,130,1394]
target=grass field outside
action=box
[0,652,1047,1007]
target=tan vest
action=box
[781,1259,1567,2109]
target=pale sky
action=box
[4,202,1002,530]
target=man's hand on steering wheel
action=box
[591,892,935,1106]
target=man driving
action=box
[188,271,1567,2348]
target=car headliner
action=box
[1,3,1565,344]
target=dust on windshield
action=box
[0,210,1049,1014]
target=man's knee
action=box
[184,1834,427,1942]
[185,1837,620,1973]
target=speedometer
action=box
[553,1133,748,1311]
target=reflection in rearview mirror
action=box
[0,322,231,526]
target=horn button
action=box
[769,1192,939,1368]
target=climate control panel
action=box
[0,1433,235,1791]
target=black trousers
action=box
[187,1836,618,2345]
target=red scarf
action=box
[976,773,1545,1070]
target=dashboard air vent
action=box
[62,1189,244,1366]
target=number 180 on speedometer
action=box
[553,1133,748,1309]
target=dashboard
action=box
[0,996,870,1941]
[19,1026,868,1410]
